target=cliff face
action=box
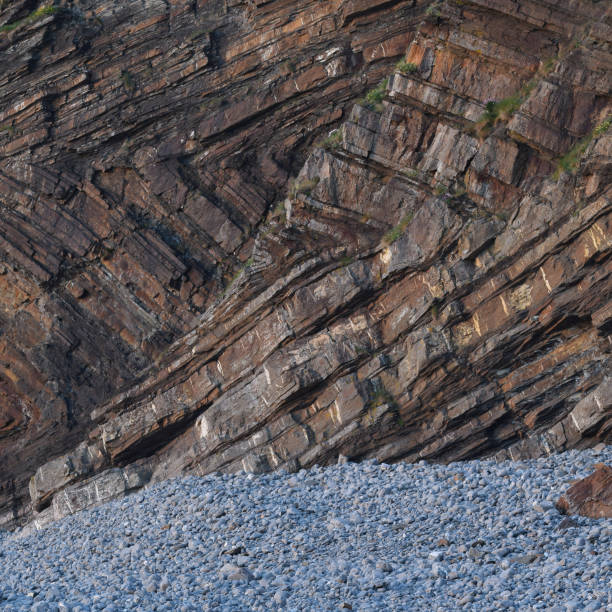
[0,0,610,529]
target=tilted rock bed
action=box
[1,447,611,612]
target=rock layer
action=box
[0,0,611,528]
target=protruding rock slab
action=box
[556,464,612,519]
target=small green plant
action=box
[476,78,538,136]
[555,139,589,176]
[434,182,448,195]
[361,78,388,112]
[30,5,60,18]
[403,168,420,180]
[366,382,398,427]
[554,117,611,178]
[223,258,254,296]
[0,5,61,34]
[368,387,395,409]
[593,117,611,137]
[199,95,224,112]
[264,200,287,226]
[321,129,342,151]
[425,1,443,22]
[121,70,136,92]
[494,95,523,120]
[289,176,320,199]
[539,57,556,75]
[396,60,418,74]
[383,212,413,245]
[480,94,521,125]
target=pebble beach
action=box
[1,447,611,611]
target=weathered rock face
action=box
[0,0,610,528]
[557,463,612,519]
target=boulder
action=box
[556,464,612,519]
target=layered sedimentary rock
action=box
[0,0,611,528]
[0,0,422,527]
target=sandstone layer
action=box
[0,0,610,528]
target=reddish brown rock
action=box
[556,464,612,519]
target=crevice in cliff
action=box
[112,405,208,467]
[341,0,421,27]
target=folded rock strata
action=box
[0,0,610,527]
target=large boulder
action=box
[556,464,612,519]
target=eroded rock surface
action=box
[0,0,610,527]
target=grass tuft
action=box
[360,78,389,112]
[554,117,611,178]
[0,4,61,34]
[434,182,448,195]
[289,176,320,199]
[425,1,443,22]
[121,70,136,92]
[321,129,342,151]
[383,212,413,245]
[592,117,611,137]
[396,60,418,75]
[476,78,539,136]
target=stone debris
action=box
[0,447,610,611]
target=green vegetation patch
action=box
[121,70,136,92]
[593,117,611,137]
[554,117,611,178]
[367,381,398,411]
[434,182,448,195]
[360,78,389,112]
[383,212,413,245]
[396,60,418,75]
[476,78,538,136]
[321,129,342,151]
[223,257,255,296]
[402,168,420,180]
[289,176,320,199]
[0,5,61,34]
[425,1,443,22]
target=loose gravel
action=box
[1,447,611,611]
